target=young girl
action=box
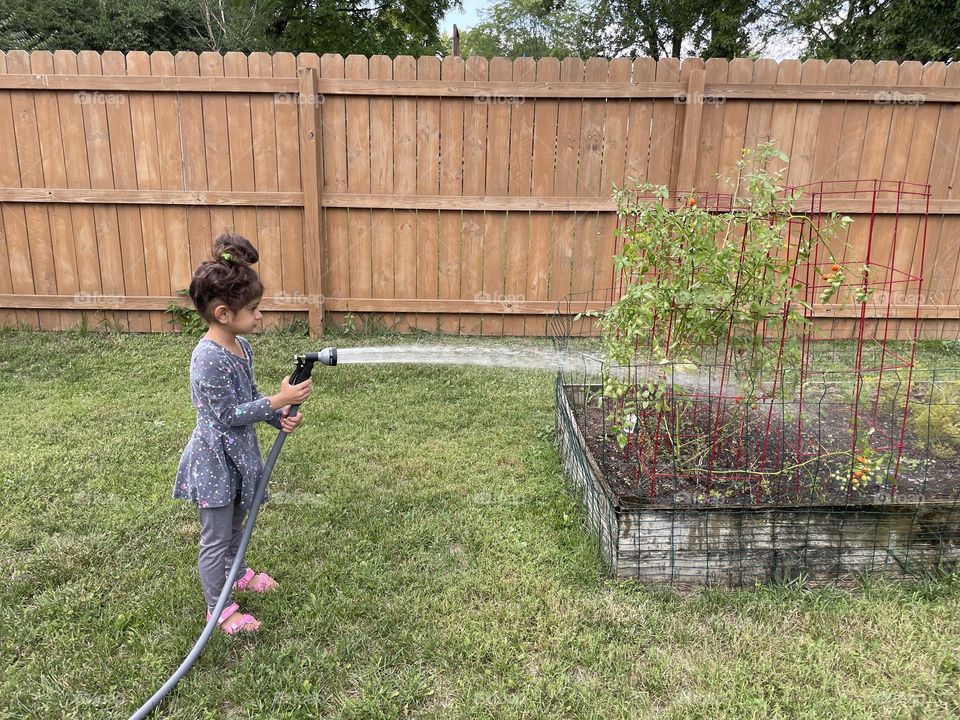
[173,233,312,634]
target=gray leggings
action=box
[198,491,249,613]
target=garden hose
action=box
[129,347,337,720]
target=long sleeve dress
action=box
[173,336,283,511]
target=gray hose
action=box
[128,408,297,719]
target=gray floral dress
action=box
[173,336,283,511]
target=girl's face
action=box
[233,300,263,333]
[211,299,262,333]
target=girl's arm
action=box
[253,382,284,430]
[197,370,280,427]
[240,337,284,429]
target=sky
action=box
[439,0,485,38]
[438,0,807,60]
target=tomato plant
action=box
[579,142,859,498]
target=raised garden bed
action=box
[556,380,960,586]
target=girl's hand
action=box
[279,406,304,434]
[273,375,312,409]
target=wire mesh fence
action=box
[548,177,960,586]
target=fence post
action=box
[298,66,324,336]
[676,68,705,194]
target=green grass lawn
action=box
[1,328,959,720]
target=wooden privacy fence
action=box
[1,50,959,337]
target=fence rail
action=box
[0,50,958,337]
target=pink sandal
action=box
[232,568,279,593]
[206,601,261,635]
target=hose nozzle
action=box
[290,346,337,385]
[310,347,337,367]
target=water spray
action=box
[129,347,337,720]
[334,344,729,395]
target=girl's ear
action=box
[211,303,231,324]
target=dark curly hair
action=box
[188,233,264,323]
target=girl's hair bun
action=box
[212,233,259,267]
[188,233,264,323]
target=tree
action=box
[0,11,43,50]
[457,0,777,60]
[190,0,283,52]
[588,0,774,59]
[2,0,207,52]
[779,0,960,62]
[458,0,595,59]
[695,0,773,58]
[256,0,460,57]
[0,0,462,56]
